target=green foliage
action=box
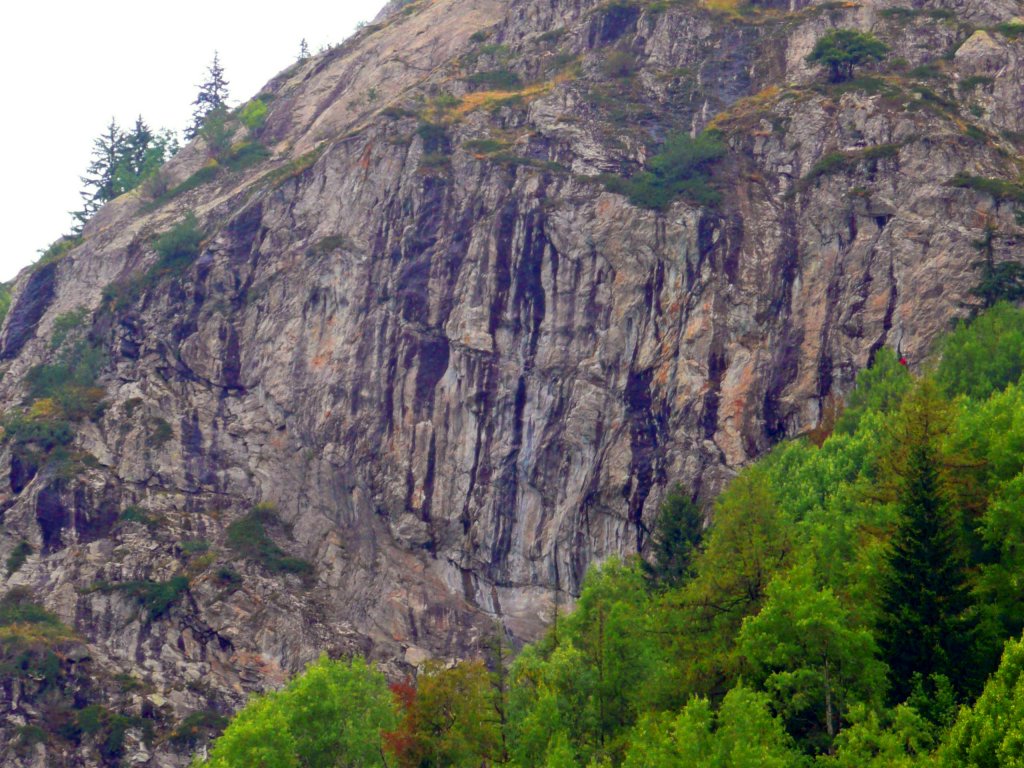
[875,383,977,703]
[739,564,886,751]
[118,505,157,527]
[801,144,900,187]
[948,173,1024,203]
[645,486,703,587]
[147,417,174,449]
[179,539,210,556]
[148,163,220,208]
[393,661,503,767]
[936,303,1024,400]
[199,655,396,768]
[993,20,1024,38]
[171,709,229,748]
[50,307,88,351]
[223,141,271,172]
[153,212,204,271]
[622,686,802,768]
[239,99,268,133]
[199,304,1024,766]
[96,576,190,620]
[940,634,1024,766]
[6,541,32,576]
[468,69,523,90]
[200,107,234,160]
[807,29,889,82]
[604,131,726,210]
[835,348,912,435]
[226,503,313,577]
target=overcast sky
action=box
[0,1,387,282]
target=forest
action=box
[191,302,1024,767]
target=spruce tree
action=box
[876,383,976,704]
[72,118,125,230]
[186,51,230,139]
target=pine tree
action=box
[876,383,976,704]
[186,51,230,139]
[299,38,310,60]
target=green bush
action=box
[239,99,268,133]
[97,576,190,620]
[147,417,173,449]
[119,506,157,527]
[153,212,204,272]
[226,504,313,577]
[604,131,727,210]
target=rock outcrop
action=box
[1,0,1023,763]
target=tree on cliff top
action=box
[807,29,888,82]
[187,52,230,140]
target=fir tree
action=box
[187,51,230,139]
[876,383,976,704]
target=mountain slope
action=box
[1,0,1022,764]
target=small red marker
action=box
[899,356,908,366]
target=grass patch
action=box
[179,539,210,557]
[226,503,313,577]
[948,174,1024,203]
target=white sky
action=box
[0,1,387,282]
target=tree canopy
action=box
[807,29,888,82]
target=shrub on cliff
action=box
[807,29,888,82]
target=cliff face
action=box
[2,0,1023,763]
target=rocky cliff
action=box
[1,0,1023,763]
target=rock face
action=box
[1,0,1023,763]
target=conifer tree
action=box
[187,51,230,139]
[72,118,125,231]
[876,383,976,704]
[645,485,703,587]
[299,38,310,60]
